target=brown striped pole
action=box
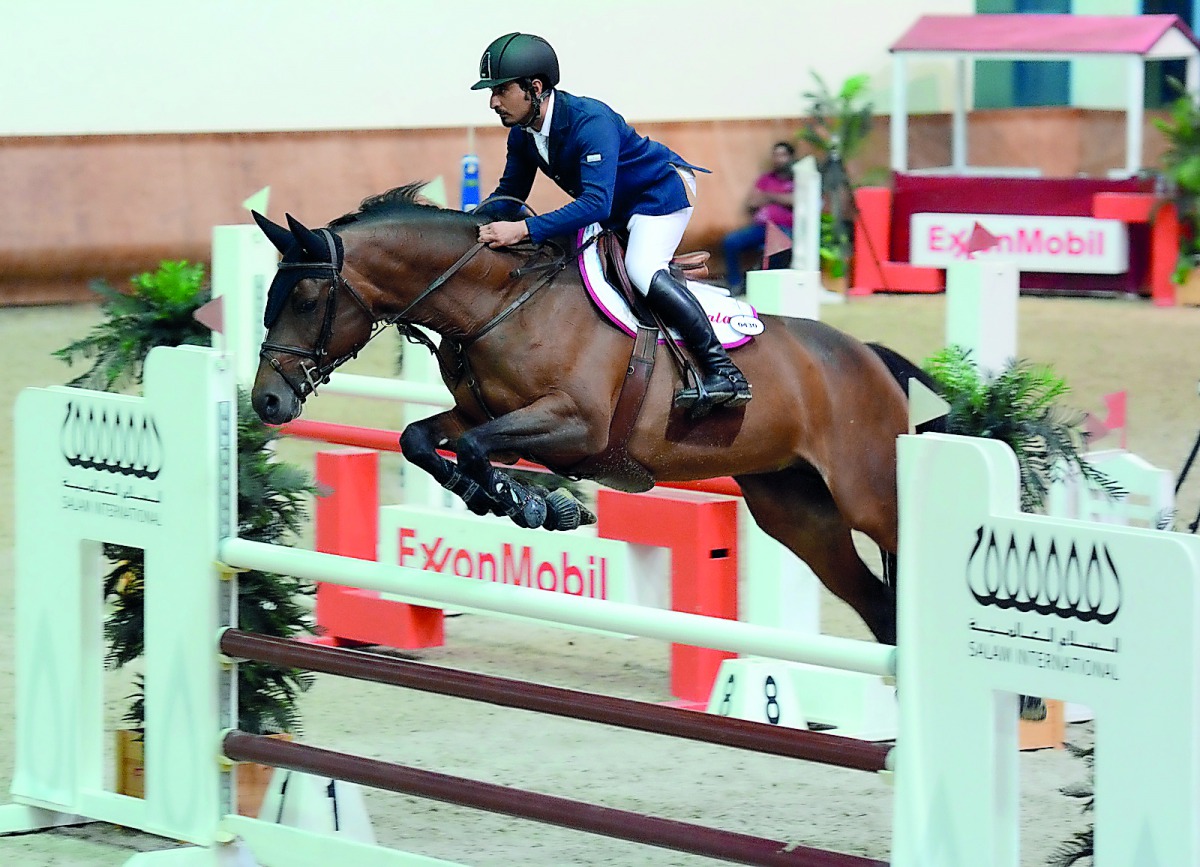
[220,629,893,774]
[223,731,886,867]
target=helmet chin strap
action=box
[515,82,545,130]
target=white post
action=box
[891,55,908,172]
[790,155,822,272]
[745,268,819,320]
[737,502,819,635]
[3,347,237,845]
[210,225,275,389]
[893,432,1200,866]
[1126,55,1145,178]
[944,260,1018,376]
[952,56,968,172]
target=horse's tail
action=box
[867,341,944,591]
[866,342,947,434]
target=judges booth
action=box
[853,13,1200,305]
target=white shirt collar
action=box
[526,90,555,144]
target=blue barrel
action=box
[461,153,480,212]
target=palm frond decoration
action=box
[1048,743,1095,866]
[923,346,1123,513]
[54,261,213,391]
[65,260,317,735]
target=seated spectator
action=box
[722,141,795,294]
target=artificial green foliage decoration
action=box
[53,261,213,391]
[819,212,850,278]
[1152,77,1200,283]
[797,72,875,284]
[796,71,874,163]
[922,346,1122,513]
[97,390,316,734]
[60,259,317,735]
[1048,743,1095,867]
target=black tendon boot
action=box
[646,270,752,417]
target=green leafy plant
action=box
[819,212,850,279]
[796,71,874,164]
[54,261,213,390]
[1152,77,1200,284]
[922,346,1122,513]
[797,72,875,286]
[61,260,317,735]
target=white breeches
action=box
[624,169,697,295]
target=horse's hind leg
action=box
[735,467,897,645]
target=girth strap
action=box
[558,323,659,482]
[605,324,659,456]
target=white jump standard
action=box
[5,345,1200,865]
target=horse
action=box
[249,183,940,647]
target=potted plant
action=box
[56,261,316,815]
[1152,78,1200,303]
[819,212,851,293]
[922,345,1121,514]
[797,71,877,292]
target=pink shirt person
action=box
[753,172,794,230]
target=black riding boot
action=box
[646,269,752,417]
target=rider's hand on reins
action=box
[479,220,531,248]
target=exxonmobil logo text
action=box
[910,213,1128,274]
[395,527,609,599]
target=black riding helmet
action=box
[471,32,559,91]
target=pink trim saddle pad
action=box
[576,224,763,349]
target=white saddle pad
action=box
[576,223,762,348]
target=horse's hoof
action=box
[544,489,582,531]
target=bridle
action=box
[258,228,385,401]
[258,227,503,404]
[259,205,570,407]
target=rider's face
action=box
[489,81,536,127]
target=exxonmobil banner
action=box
[377,504,668,611]
[910,213,1129,274]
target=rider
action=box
[470,32,752,416]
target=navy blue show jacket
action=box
[475,90,708,243]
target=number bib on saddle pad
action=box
[576,223,763,348]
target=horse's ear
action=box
[285,213,328,260]
[252,210,293,254]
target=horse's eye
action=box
[294,294,319,314]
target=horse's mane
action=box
[328,182,478,229]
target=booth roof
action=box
[891,13,1200,56]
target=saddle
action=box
[595,231,710,307]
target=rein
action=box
[261,226,571,405]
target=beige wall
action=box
[2,0,972,137]
[0,107,1171,305]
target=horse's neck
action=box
[355,227,546,340]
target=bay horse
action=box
[249,184,938,646]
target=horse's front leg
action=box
[455,395,605,531]
[398,409,503,517]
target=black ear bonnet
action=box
[252,211,345,328]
